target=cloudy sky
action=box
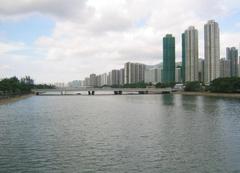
[0,0,240,83]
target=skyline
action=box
[0,0,240,83]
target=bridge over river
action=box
[33,87,173,96]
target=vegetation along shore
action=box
[0,76,54,104]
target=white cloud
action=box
[0,42,25,55]
[0,0,93,21]
[0,0,240,82]
[0,64,11,70]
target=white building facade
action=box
[204,20,220,83]
[226,47,238,77]
[124,62,146,84]
[144,68,162,84]
[220,58,230,78]
[184,26,199,81]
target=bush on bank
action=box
[123,82,147,88]
[184,81,202,92]
[155,82,176,88]
[209,77,240,93]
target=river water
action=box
[0,94,240,172]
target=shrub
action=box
[184,81,202,92]
[155,82,175,88]
[209,77,240,93]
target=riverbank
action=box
[0,94,33,105]
[175,91,240,98]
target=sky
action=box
[0,0,240,83]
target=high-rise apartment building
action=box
[100,73,108,86]
[96,75,101,87]
[107,73,111,86]
[124,62,146,84]
[119,68,125,85]
[184,26,199,81]
[68,80,83,88]
[163,34,175,83]
[198,59,205,83]
[83,77,90,87]
[219,58,230,78]
[89,74,97,87]
[124,62,130,84]
[144,68,162,84]
[182,33,186,82]
[109,70,120,86]
[175,66,182,83]
[136,63,145,82]
[226,47,238,77]
[129,63,136,83]
[204,20,220,84]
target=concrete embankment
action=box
[174,91,240,98]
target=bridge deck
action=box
[33,88,172,93]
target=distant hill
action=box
[146,62,182,70]
[146,63,163,70]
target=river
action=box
[0,94,240,172]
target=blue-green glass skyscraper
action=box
[163,34,175,83]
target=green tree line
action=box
[209,77,240,93]
[183,77,240,93]
[0,76,55,96]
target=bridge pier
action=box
[162,91,171,94]
[88,91,95,95]
[138,91,149,94]
[114,91,123,95]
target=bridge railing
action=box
[33,87,172,93]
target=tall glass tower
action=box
[163,34,175,83]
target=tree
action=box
[123,82,147,88]
[209,77,240,93]
[184,81,202,92]
[0,76,55,96]
[155,82,175,88]
[155,82,167,88]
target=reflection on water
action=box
[0,94,240,173]
[162,94,175,106]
